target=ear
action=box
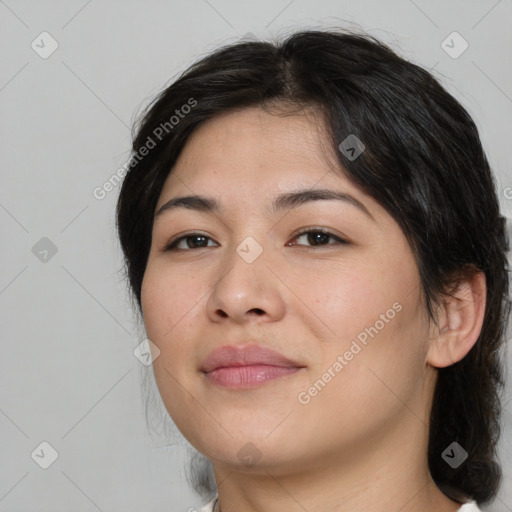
[427,270,487,368]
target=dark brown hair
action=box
[116,28,511,504]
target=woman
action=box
[116,28,510,512]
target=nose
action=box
[205,239,286,325]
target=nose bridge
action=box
[223,211,270,273]
[235,234,265,266]
[219,233,268,297]
[205,230,284,322]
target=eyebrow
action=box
[155,188,374,221]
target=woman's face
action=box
[141,106,435,475]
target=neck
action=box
[212,466,460,512]
[209,412,461,512]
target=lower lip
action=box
[205,365,302,389]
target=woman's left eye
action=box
[288,228,349,247]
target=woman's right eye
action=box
[165,233,218,251]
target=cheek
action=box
[340,287,430,413]
[141,263,205,351]
[140,264,207,425]
[304,294,430,435]
[291,261,402,345]
[304,245,428,388]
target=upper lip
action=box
[201,343,304,373]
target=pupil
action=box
[190,236,207,248]
[309,232,327,245]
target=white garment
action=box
[458,502,482,512]
[199,497,217,512]
[199,496,481,512]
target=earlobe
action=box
[427,271,487,368]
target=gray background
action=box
[0,0,511,511]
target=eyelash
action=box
[164,227,349,252]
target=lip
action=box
[205,365,302,389]
[201,344,303,373]
[201,344,305,389]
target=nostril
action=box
[249,308,265,315]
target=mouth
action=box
[201,343,305,390]
[204,364,304,389]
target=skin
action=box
[141,106,486,512]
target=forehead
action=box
[159,106,359,199]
